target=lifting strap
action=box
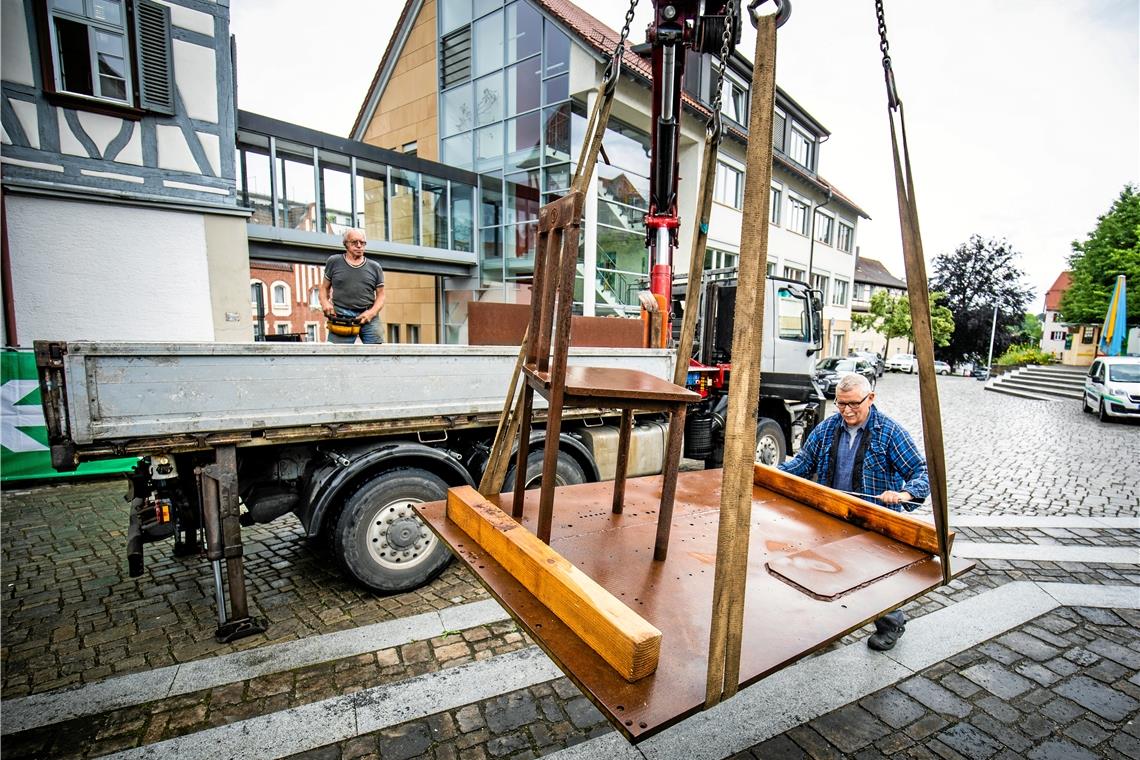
[876,0,952,584]
[704,11,778,709]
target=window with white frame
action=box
[813,211,834,246]
[308,287,321,309]
[272,283,288,307]
[41,0,174,113]
[832,278,849,306]
[853,283,867,302]
[787,194,810,235]
[388,323,401,343]
[829,331,845,356]
[769,183,782,225]
[766,261,775,276]
[720,75,747,126]
[811,272,829,303]
[837,221,854,253]
[714,161,743,209]
[305,323,318,342]
[788,123,814,170]
[783,265,805,282]
[274,323,290,335]
[704,247,738,271]
[249,280,265,305]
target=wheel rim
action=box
[755,434,780,465]
[366,500,437,570]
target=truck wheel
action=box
[332,468,452,593]
[503,449,587,491]
[754,419,787,466]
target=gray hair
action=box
[836,373,871,395]
[342,228,365,246]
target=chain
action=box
[603,0,640,86]
[709,0,738,134]
[875,0,900,109]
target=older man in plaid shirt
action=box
[778,372,929,650]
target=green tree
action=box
[1009,313,1043,344]
[852,290,954,354]
[1059,185,1140,327]
[930,236,1034,364]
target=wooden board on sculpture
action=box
[416,468,973,743]
[446,485,661,682]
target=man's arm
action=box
[319,278,335,318]
[882,426,930,504]
[358,286,385,324]
[777,422,825,477]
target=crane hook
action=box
[747,0,791,29]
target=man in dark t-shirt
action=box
[319,229,385,344]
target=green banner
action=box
[1,349,136,482]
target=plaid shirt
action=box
[778,405,929,512]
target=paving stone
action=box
[562,697,602,730]
[1064,648,1101,667]
[1055,675,1140,722]
[377,723,431,760]
[786,725,845,760]
[1013,661,1061,687]
[996,632,1060,662]
[940,673,982,698]
[961,662,1032,699]
[1062,719,1111,748]
[936,722,1003,760]
[1110,732,1140,760]
[860,689,927,729]
[484,731,528,758]
[1087,658,1129,684]
[973,696,1019,724]
[1072,607,1125,626]
[483,693,539,734]
[1038,696,1085,724]
[1025,740,1099,760]
[809,704,890,754]
[751,734,811,759]
[898,677,972,719]
[1087,638,1140,669]
[906,714,950,741]
[975,643,1019,666]
[456,705,484,734]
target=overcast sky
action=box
[231,0,1139,311]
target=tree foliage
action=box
[852,290,954,354]
[930,236,1034,363]
[1009,313,1043,345]
[1059,185,1140,326]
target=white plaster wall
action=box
[173,40,218,123]
[1,0,35,86]
[6,195,215,343]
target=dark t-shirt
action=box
[324,254,384,312]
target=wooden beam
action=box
[752,464,951,556]
[445,485,662,682]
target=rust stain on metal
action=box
[416,468,973,744]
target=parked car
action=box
[814,356,877,398]
[1082,356,1140,421]
[885,353,916,373]
[933,360,951,375]
[849,350,885,377]
[973,365,990,381]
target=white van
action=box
[1082,356,1140,421]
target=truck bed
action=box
[36,342,676,464]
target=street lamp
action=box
[986,305,998,370]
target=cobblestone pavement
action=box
[1,371,1137,758]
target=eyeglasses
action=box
[834,393,870,410]
[346,239,367,247]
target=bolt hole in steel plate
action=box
[416,468,972,743]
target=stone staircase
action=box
[984,364,1088,401]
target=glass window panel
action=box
[543,73,568,105]
[505,169,539,224]
[596,163,649,210]
[441,132,473,170]
[439,0,470,33]
[99,69,126,100]
[474,71,503,126]
[542,103,572,164]
[421,176,448,248]
[506,58,540,116]
[276,153,317,231]
[441,82,473,137]
[240,149,273,225]
[91,0,122,24]
[472,10,503,78]
[507,221,537,260]
[320,164,353,234]
[505,111,541,172]
[544,163,570,192]
[597,200,645,231]
[450,183,475,252]
[51,0,85,14]
[54,18,94,95]
[475,123,503,171]
[481,174,503,228]
[597,226,649,281]
[769,185,782,225]
[543,24,570,77]
[506,1,541,60]
[389,169,420,245]
[777,287,809,340]
[474,0,501,15]
[356,166,387,238]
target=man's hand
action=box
[878,490,912,506]
[357,311,375,324]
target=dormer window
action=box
[720,74,747,126]
[788,123,814,170]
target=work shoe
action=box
[867,610,906,651]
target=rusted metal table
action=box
[416,468,973,743]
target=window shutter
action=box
[440,27,472,89]
[134,0,175,114]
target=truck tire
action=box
[503,449,587,491]
[754,419,787,466]
[332,468,452,593]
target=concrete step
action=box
[1018,369,1085,382]
[996,379,1084,399]
[983,384,1058,401]
[1023,365,1088,378]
